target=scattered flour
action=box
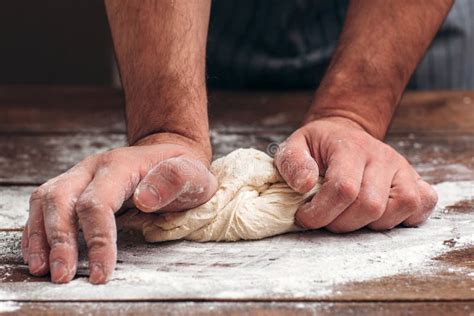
[0,301,20,313]
[0,186,33,229]
[0,181,472,301]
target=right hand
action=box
[21,133,217,284]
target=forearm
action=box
[306,0,453,139]
[105,0,211,148]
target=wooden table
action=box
[0,86,473,315]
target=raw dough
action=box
[118,148,321,242]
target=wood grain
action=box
[1,230,473,301]
[0,133,472,184]
[0,87,472,135]
[1,179,473,301]
[0,86,124,134]
[2,301,474,316]
[0,88,473,314]
[0,134,125,184]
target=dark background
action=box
[0,1,113,85]
[2,1,472,90]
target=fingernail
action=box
[89,263,106,284]
[29,253,46,275]
[51,260,69,283]
[136,183,161,209]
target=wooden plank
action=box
[0,88,472,135]
[0,86,124,134]
[0,86,122,108]
[210,91,474,135]
[1,181,472,301]
[0,134,126,184]
[0,88,472,306]
[0,133,472,185]
[389,91,474,135]
[1,301,473,316]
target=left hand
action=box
[274,117,438,233]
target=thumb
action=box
[133,157,217,212]
[274,135,319,194]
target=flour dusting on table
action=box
[0,181,472,301]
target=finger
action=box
[368,169,421,230]
[295,143,365,229]
[42,164,95,283]
[326,162,393,233]
[403,179,438,227]
[133,157,217,212]
[75,164,140,284]
[21,221,29,264]
[274,136,319,193]
[27,189,50,276]
[274,140,320,193]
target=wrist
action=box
[133,131,212,165]
[305,70,398,140]
[126,83,209,147]
[304,115,367,133]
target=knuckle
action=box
[428,189,439,208]
[77,153,101,169]
[30,186,47,203]
[421,185,439,211]
[97,151,115,166]
[41,190,72,215]
[32,180,66,206]
[28,229,45,241]
[75,195,107,215]
[377,144,402,165]
[399,156,411,167]
[332,180,359,202]
[361,197,385,220]
[49,230,73,247]
[43,190,62,207]
[399,191,421,212]
[87,232,113,251]
[380,143,395,156]
[83,153,99,163]
[97,148,128,166]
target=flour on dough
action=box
[118,148,321,242]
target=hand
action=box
[21,133,217,284]
[274,117,438,233]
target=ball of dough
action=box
[117,148,321,242]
